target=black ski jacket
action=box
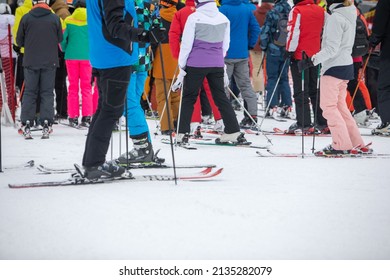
[371,0,390,60]
[16,5,63,68]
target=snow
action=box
[0,116,390,260]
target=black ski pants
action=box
[377,58,390,123]
[290,60,327,127]
[82,66,132,167]
[21,66,56,126]
[347,62,366,114]
[178,67,239,134]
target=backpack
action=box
[352,13,369,57]
[273,11,289,47]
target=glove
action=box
[297,52,314,73]
[369,34,379,50]
[137,27,166,43]
[171,68,186,92]
[284,51,294,60]
[12,44,21,55]
[223,65,230,88]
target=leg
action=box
[233,59,258,116]
[320,76,354,150]
[178,67,206,134]
[82,66,131,167]
[308,65,326,126]
[250,50,264,93]
[291,60,311,127]
[39,67,56,125]
[203,79,222,120]
[66,60,80,119]
[20,67,39,125]
[278,57,292,107]
[265,54,280,109]
[79,60,93,118]
[206,68,240,134]
[376,58,390,123]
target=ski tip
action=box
[200,167,213,175]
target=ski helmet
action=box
[0,3,11,14]
[32,0,51,5]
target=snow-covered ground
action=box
[0,115,389,260]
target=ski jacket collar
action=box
[294,0,315,6]
[186,0,195,7]
[160,6,176,22]
[72,7,86,21]
[31,3,52,16]
[196,2,219,17]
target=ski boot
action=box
[217,132,251,145]
[80,116,91,127]
[371,122,390,136]
[41,120,51,139]
[83,161,127,180]
[22,120,33,140]
[68,117,79,128]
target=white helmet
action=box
[32,0,51,5]
[0,3,11,14]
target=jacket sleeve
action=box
[223,20,230,56]
[259,11,272,50]
[12,8,23,46]
[286,8,301,53]
[101,0,137,43]
[178,16,195,69]
[169,12,182,60]
[60,21,68,52]
[371,0,390,45]
[248,12,261,48]
[16,16,25,47]
[57,17,63,44]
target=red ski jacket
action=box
[286,0,325,60]
[169,0,195,59]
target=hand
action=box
[137,27,166,43]
[297,51,314,73]
[223,65,230,88]
[284,51,294,60]
[369,34,379,50]
[12,44,21,55]
[171,68,186,92]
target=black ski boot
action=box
[84,161,127,180]
[23,120,33,140]
[117,133,163,165]
[80,116,91,127]
[41,120,51,139]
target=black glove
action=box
[297,51,314,73]
[137,27,166,43]
[369,34,379,50]
[13,44,21,55]
[284,51,294,60]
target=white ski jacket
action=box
[312,3,356,76]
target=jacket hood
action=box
[222,0,242,6]
[50,0,69,13]
[294,0,315,6]
[72,7,86,21]
[160,6,176,22]
[30,4,52,17]
[330,3,356,24]
[23,0,33,9]
[197,2,219,17]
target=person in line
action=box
[61,0,93,128]
[285,0,327,134]
[173,0,249,145]
[369,0,390,136]
[169,0,224,134]
[300,0,368,154]
[219,0,260,128]
[260,0,292,120]
[116,0,162,165]
[16,0,62,139]
[82,0,164,179]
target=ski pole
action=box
[256,51,266,77]
[311,64,321,154]
[227,86,273,145]
[348,50,372,111]
[158,65,178,132]
[301,58,305,159]
[257,58,288,131]
[156,33,178,185]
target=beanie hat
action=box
[0,3,11,14]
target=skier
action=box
[285,0,327,134]
[16,0,63,139]
[173,0,249,145]
[116,0,163,165]
[81,0,164,180]
[369,0,390,136]
[299,0,369,154]
[61,0,93,128]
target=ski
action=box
[9,167,223,189]
[161,138,197,150]
[59,122,88,130]
[4,160,35,170]
[191,139,269,149]
[256,150,390,158]
[37,162,218,174]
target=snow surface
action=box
[0,115,390,260]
